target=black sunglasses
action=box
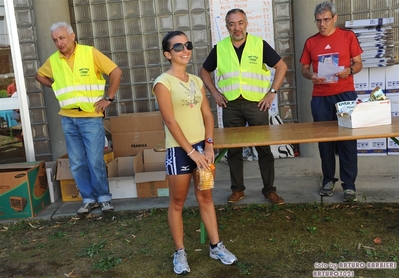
[169,41,193,52]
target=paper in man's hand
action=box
[318,62,344,83]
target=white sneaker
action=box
[77,202,98,215]
[320,180,335,197]
[209,242,237,265]
[99,201,114,212]
[173,249,190,275]
[343,189,358,202]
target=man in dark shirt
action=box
[200,8,287,205]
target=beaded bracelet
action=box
[187,148,195,156]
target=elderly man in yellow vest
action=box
[200,9,287,205]
[35,22,122,214]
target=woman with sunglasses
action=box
[153,31,237,275]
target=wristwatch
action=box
[269,88,277,94]
[105,96,114,102]
[349,67,354,75]
[205,138,214,144]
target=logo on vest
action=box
[79,68,90,77]
[248,55,258,64]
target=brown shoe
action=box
[265,191,284,205]
[227,191,244,203]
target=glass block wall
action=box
[334,0,399,64]
[68,0,299,123]
[69,0,212,116]
[14,0,52,161]
[273,0,296,122]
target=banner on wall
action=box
[209,0,274,45]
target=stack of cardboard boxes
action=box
[345,17,395,67]
[345,17,399,155]
[385,65,399,155]
[352,65,399,156]
[55,150,114,202]
[109,111,168,198]
[56,111,168,202]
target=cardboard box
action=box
[345,17,394,28]
[56,150,114,180]
[387,137,399,155]
[0,161,50,219]
[56,150,114,202]
[388,93,399,116]
[110,112,164,157]
[354,97,388,155]
[107,156,137,199]
[60,179,82,202]
[106,150,168,198]
[103,149,115,164]
[369,67,386,92]
[386,65,399,91]
[354,68,369,92]
[45,161,61,203]
[134,149,168,198]
[387,111,399,155]
[357,138,387,156]
[351,26,392,35]
[336,99,391,128]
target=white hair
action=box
[50,22,74,34]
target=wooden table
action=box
[156,118,399,159]
[212,117,399,148]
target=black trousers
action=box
[311,92,358,191]
[222,98,275,195]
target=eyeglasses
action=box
[169,41,193,52]
[314,17,333,25]
[227,20,246,28]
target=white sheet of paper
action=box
[318,62,344,77]
[318,62,344,83]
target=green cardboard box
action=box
[0,161,50,220]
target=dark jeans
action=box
[222,98,275,195]
[311,92,357,191]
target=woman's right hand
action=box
[190,151,211,170]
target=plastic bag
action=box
[197,163,215,190]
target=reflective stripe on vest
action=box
[50,45,106,112]
[216,34,271,101]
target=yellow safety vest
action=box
[50,45,106,112]
[216,34,271,101]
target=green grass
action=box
[1,203,399,277]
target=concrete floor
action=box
[32,160,399,221]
